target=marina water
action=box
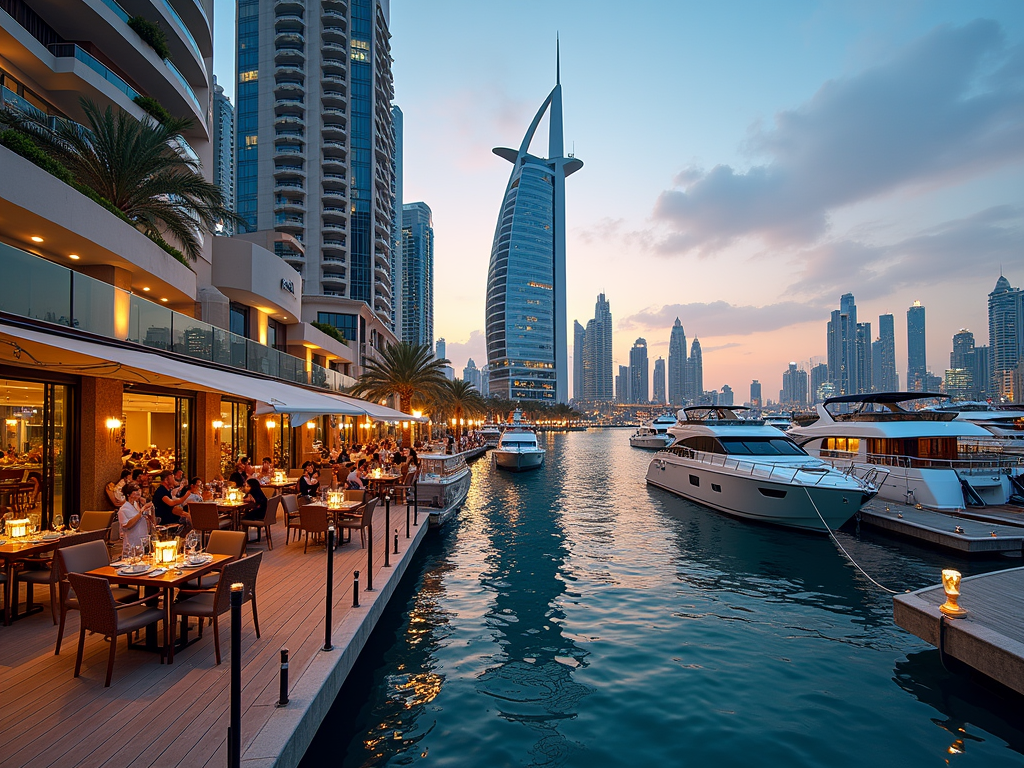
[302,429,1023,767]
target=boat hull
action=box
[630,435,674,450]
[493,449,545,472]
[646,455,871,532]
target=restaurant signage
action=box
[281,278,295,295]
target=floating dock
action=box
[858,500,1024,554]
[893,566,1024,696]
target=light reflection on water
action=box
[301,430,1024,767]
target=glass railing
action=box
[156,0,204,65]
[48,44,141,101]
[164,59,203,116]
[97,0,131,24]
[0,243,354,392]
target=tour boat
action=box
[788,393,1023,510]
[479,424,503,448]
[416,452,471,526]
[492,410,545,472]
[646,406,876,532]
[629,413,678,449]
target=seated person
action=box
[152,470,192,529]
[228,459,248,489]
[345,461,364,490]
[170,466,187,494]
[241,479,269,538]
[258,457,274,482]
[298,465,320,497]
[183,477,205,504]
[118,482,156,552]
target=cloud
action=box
[650,20,1024,254]
[702,342,743,353]
[440,329,487,372]
[619,301,826,337]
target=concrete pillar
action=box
[194,391,222,480]
[78,377,124,512]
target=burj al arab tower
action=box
[485,53,583,404]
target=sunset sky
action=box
[214,1,1024,402]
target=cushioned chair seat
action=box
[115,605,166,633]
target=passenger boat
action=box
[629,413,677,449]
[416,452,472,526]
[788,393,1023,509]
[479,424,503,448]
[646,406,876,531]
[492,410,545,472]
[930,401,1024,457]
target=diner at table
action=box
[152,470,192,532]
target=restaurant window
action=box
[267,318,286,351]
[219,399,254,476]
[1,375,74,529]
[121,391,194,477]
[229,303,250,338]
[268,413,290,469]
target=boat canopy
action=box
[823,392,945,407]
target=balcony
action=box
[274,47,305,65]
[275,126,305,139]
[273,179,305,192]
[321,25,346,44]
[275,31,305,46]
[276,65,305,78]
[1,243,354,391]
[274,144,304,158]
[321,90,346,105]
[47,44,140,101]
[322,172,346,187]
[274,197,305,213]
[322,239,346,251]
[274,164,306,179]
[276,0,304,10]
[274,114,305,128]
[322,223,346,236]
[321,58,346,73]
[322,253,345,264]
[322,189,346,204]
[321,273,346,286]
[321,42,346,56]
[321,157,345,171]
[274,13,305,30]
[322,122,346,139]
[274,81,305,97]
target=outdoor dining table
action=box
[366,473,401,499]
[87,553,231,660]
[264,481,297,496]
[213,498,253,529]
[0,530,92,625]
[302,501,363,546]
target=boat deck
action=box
[893,566,1024,696]
[0,500,428,768]
[858,500,1024,553]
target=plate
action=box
[185,555,213,567]
[41,534,61,540]
[116,565,152,575]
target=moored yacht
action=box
[492,410,545,472]
[646,406,876,531]
[931,402,1024,457]
[629,413,678,449]
[788,393,1023,509]
[479,424,503,448]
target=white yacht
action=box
[788,393,1023,510]
[479,424,503,448]
[646,406,877,532]
[629,413,678,449]
[416,452,472,527]
[492,410,545,472]
[931,402,1024,457]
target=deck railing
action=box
[660,446,864,488]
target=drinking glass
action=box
[68,514,80,532]
[141,535,152,561]
[29,513,40,535]
[53,513,64,532]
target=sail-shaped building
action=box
[485,54,583,403]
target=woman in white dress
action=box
[118,482,155,552]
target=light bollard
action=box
[383,492,391,568]
[412,481,418,527]
[353,570,360,607]
[276,649,289,708]
[228,582,243,768]
[394,529,399,556]
[324,526,335,652]
[366,519,374,591]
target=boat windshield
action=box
[718,437,806,456]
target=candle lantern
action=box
[939,569,968,616]
[7,518,30,538]
[273,469,287,485]
[154,539,177,565]
[226,487,242,504]
[327,490,344,510]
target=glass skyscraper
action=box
[400,202,434,349]
[485,59,583,403]
[907,300,927,386]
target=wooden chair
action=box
[337,497,378,548]
[170,552,262,664]
[66,573,165,686]
[238,496,278,551]
[54,536,136,655]
[189,502,232,546]
[392,470,418,505]
[298,504,330,554]
[282,494,302,544]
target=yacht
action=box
[788,393,1023,509]
[479,424,503,448]
[629,413,678,449]
[416,452,472,527]
[646,406,877,532]
[931,402,1024,457]
[492,410,545,472]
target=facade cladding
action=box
[401,202,434,348]
[212,76,235,233]
[236,0,258,232]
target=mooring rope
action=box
[804,488,903,595]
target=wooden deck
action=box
[894,566,1024,696]
[858,500,1024,553]
[0,501,430,768]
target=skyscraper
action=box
[391,104,404,338]
[810,363,830,404]
[855,322,872,394]
[781,363,808,406]
[581,293,613,401]
[687,339,703,401]
[236,0,398,359]
[826,294,859,395]
[629,338,649,403]
[653,358,666,405]
[616,365,630,404]
[947,328,976,399]
[211,76,235,234]
[668,318,687,405]
[907,301,927,388]
[573,320,586,401]
[750,380,762,408]
[988,275,1023,400]
[400,202,434,348]
[485,52,583,403]
[720,385,734,406]
[463,358,482,391]
[877,313,898,391]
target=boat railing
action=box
[863,452,1023,473]
[664,446,853,487]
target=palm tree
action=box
[350,342,450,443]
[2,98,237,263]
[433,379,487,443]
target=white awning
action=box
[0,321,417,420]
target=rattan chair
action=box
[79,510,116,541]
[54,537,137,655]
[298,504,331,553]
[66,572,165,686]
[392,469,418,505]
[181,530,247,590]
[337,497,378,548]
[282,494,302,544]
[170,552,262,664]
[189,502,233,546]
[238,495,278,550]
[17,529,107,626]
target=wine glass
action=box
[141,535,152,562]
[53,513,64,532]
[29,513,40,536]
[68,514,80,533]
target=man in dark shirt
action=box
[153,470,192,528]
[228,459,248,489]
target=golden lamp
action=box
[273,469,287,485]
[154,540,177,565]
[225,487,242,504]
[327,490,344,510]
[7,517,30,538]
[939,569,968,617]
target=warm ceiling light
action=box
[68,254,80,260]
[142,287,150,292]
[30,236,44,242]
[160,298,168,302]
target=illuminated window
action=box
[240,70,258,83]
[527,281,552,290]
[350,51,368,62]
[352,40,369,50]
[245,134,258,147]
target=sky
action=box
[213,1,1024,402]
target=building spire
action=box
[556,33,560,85]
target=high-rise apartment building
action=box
[391,104,403,337]
[463,358,482,392]
[810,363,830,404]
[907,301,927,388]
[720,385,734,407]
[629,338,649,403]
[579,293,613,402]
[400,202,434,348]
[616,365,630,404]
[750,380,762,408]
[236,0,398,368]
[212,76,235,234]
[668,318,687,405]
[687,339,703,401]
[826,293,860,395]
[855,322,872,393]
[988,275,1023,400]
[485,59,582,403]
[876,313,898,392]
[573,320,586,401]
[653,358,666,405]
[781,363,808,406]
